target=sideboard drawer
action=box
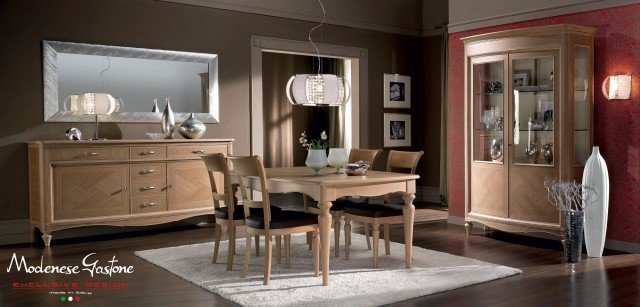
[131,196,167,214]
[50,147,129,161]
[167,145,228,159]
[131,180,167,196]
[131,163,166,180]
[130,146,167,159]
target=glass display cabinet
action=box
[463,25,595,235]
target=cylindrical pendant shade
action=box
[286,74,349,106]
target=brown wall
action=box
[0,0,442,222]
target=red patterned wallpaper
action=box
[448,3,640,243]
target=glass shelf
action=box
[517,129,553,132]
[474,92,504,95]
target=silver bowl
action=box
[345,161,370,176]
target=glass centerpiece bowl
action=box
[327,148,348,173]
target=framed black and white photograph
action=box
[513,70,531,86]
[384,113,411,147]
[383,74,411,109]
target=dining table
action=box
[241,166,419,286]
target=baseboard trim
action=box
[605,239,640,254]
[447,216,639,254]
[0,219,30,245]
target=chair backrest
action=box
[228,155,273,230]
[200,153,235,215]
[386,150,424,174]
[349,148,381,165]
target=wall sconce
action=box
[602,75,631,100]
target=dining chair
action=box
[303,148,381,255]
[200,153,282,271]
[229,155,320,285]
[343,150,424,268]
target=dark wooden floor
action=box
[1,220,638,306]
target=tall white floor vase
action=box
[582,146,609,257]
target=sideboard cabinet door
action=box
[167,161,214,210]
[53,164,130,220]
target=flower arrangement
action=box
[299,131,328,150]
[543,178,598,212]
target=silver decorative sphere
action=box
[65,128,82,141]
[178,113,206,139]
[542,143,553,164]
[525,143,540,163]
[490,138,503,162]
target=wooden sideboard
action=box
[27,139,233,246]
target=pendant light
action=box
[285,0,350,106]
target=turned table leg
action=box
[401,193,415,269]
[318,201,333,286]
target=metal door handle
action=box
[140,202,157,208]
[140,186,155,191]
[139,169,157,175]
[140,151,156,155]
[82,152,99,156]
[192,150,205,154]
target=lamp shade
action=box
[64,93,123,114]
[286,74,349,106]
[602,75,631,100]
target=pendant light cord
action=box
[99,56,111,91]
[308,0,325,75]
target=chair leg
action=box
[242,233,252,278]
[212,224,221,264]
[284,234,291,269]
[255,234,260,257]
[307,232,313,250]
[313,229,320,277]
[344,217,352,260]
[372,223,380,268]
[264,235,273,285]
[364,223,371,250]
[276,235,282,264]
[384,224,391,256]
[227,225,236,270]
[333,215,341,257]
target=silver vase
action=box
[152,98,160,113]
[489,138,503,162]
[178,113,206,139]
[542,143,553,164]
[161,98,175,139]
[525,143,540,163]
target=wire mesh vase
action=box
[562,211,584,263]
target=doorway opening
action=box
[250,36,367,160]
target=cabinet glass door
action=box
[511,55,555,166]
[574,45,591,166]
[472,59,505,163]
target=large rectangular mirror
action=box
[43,41,219,123]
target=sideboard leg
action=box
[483,225,490,232]
[464,222,473,236]
[42,233,52,247]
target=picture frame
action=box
[383,74,411,109]
[384,113,411,147]
[513,70,531,87]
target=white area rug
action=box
[135,233,521,307]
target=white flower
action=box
[320,131,327,140]
[301,131,307,138]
